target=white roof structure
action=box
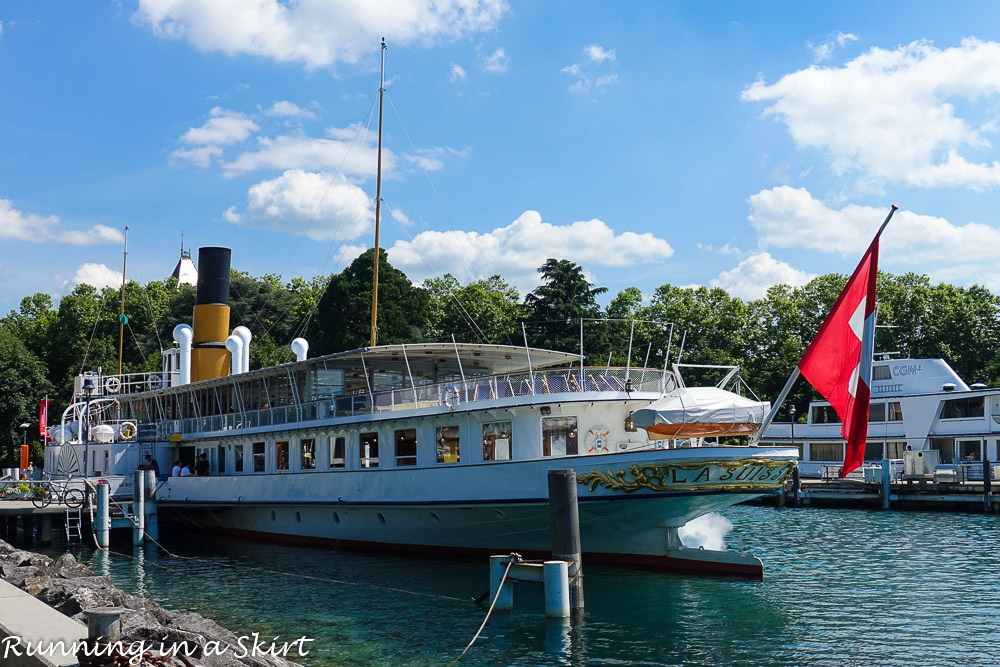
[171,248,197,287]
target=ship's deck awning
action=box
[316,343,579,374]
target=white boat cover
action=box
[631,387,770,436]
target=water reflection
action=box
[31,506,1000,666]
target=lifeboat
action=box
[631,386,770,438]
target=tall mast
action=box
[117,225,129,376]
[369,38,387,348]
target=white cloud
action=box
[225,169,373,241]
[69,263,123,290]
[0,199,124,245]
[748,185,1000,266]
[222,131,391,177]
[180,107,258,145]
[264,100,316,118]
[450,63,466,82]
[562,44,618,94]
[743,38,1000,190]
[134,0,508,69]
[0,21,4,38]
[386,209,673,292]
[584,44,616,63]
[809,31,857,62]
[710,252,816,300]
[170,145,223,168]
[697,243,744,256]
[390,208,413,227]
[482,47,508,73]
[403,146,467,172]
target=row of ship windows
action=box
[231,416,582,472]
[811,396,986,424]
[769,439,986,462]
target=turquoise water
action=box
[37,506,1000,665]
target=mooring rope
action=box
[447,552,520,665]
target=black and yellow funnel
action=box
[191,246,231,382]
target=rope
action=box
[448,552,520,665]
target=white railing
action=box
[161,366,672,438]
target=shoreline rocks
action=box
[0,540,304,667]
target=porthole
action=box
[295,511,301,523]
[377,512,386,525]
[332,512,340,524]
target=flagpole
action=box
[750,203,899,447]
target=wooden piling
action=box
[547,469,583,610]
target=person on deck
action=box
[195,453,209,476]
[172,460,182,477]
[180,463,192,477]
[145,454,160,478]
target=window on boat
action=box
[361,432,379,468]
[253,442,266,472]
[301,438,316,470]
[864,441,884,460]
[808,442,843,461]
[959,439,982,462]
[483,421,512,461]
[542,416,578,456]
[888,402,903,422]
[810,405,841,424]
[887,441,907,458]
[872,365,891,381]
[395,429,418,466]
[235,444,244,473]
[276,441,290,471]
[436,426,460,464]
[869,403,886,423]
[940,396,984,419]
[330,435,346,468]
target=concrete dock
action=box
[0,577,85,667]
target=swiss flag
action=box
[798,236,880,477]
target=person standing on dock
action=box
[145,454,160,478]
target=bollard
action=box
[96,482,110,548]
[489,555,514,611]
[984,457,993,513]
[791,466,801,507]
[881,459,891,510]
[143,469,159,541]
[547,469,583,609]
[132,470,144,546]
[543,560,570,618]
[83,607,123,641]
[39,514,53,545]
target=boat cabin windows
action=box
[330,435,346,468]
[869,403,886,423]
[301,438,316,470]
[436,426,460,463]
[959,439,982,462]
[253,442,266,472]
[872,365,891,381]
[809,442,843,461]
[395,429,417,466]
[810,405,840,424]
[888,402,903,422]
[276,441,290,471]
[887,441,907,458]
[865,441,884,460]
[483,421,512,461]
[940,396,984,420]
[543,416,578,457]
[360,432,379,468]
[234,444,244,473]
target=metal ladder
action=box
[65,508,83,544]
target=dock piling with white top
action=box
[96,481,110,548]
[547,469,583,609]
[132,470,144,545]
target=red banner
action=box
[39,398,49,444]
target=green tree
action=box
[0,328,51,465]
[424,274,524,344]
[523,259,606,353]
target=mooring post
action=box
[791,466,801,507]
[39,513,52,545]
[881,458,891,510]
[132,470,144,546]
[83,607,123,642]
[143,468,159,540]
[547,468,583,609]
[984,457,993,513]
[96,482,110,548]
[543,560,571,618]
[489,555,514,611]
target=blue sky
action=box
[5,1,1000,311]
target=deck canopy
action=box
[631,386,770,438]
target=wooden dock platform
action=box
[757,477,998,511]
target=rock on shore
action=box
[0,540,304,667]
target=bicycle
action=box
[30,477,86,509]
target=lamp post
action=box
[788,404,797,454]
[82,377,96,480]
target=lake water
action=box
[36,505,1000,665]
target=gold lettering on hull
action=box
[576,458,796,493]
